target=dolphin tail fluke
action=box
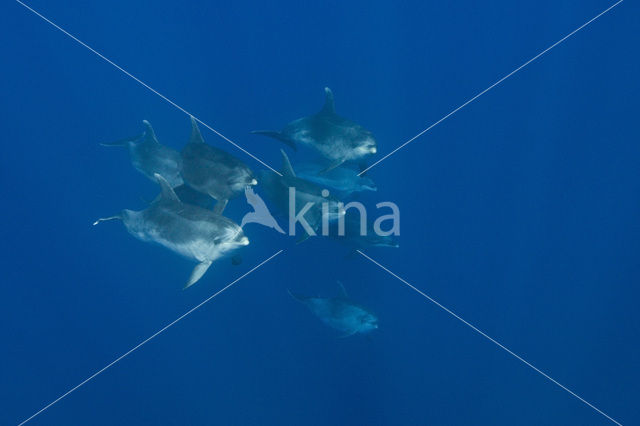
[251,130,297,151]
[92,215,121,226]
[184,260,212,289]
[287,288,305,302]
[212,198,228,215]
[99,134,141,147]
[318,159,345,174]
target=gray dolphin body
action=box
[252,87,377,171]
[102,120,184,187]
[102,121,213,209]
[296,163,377,197]
[94,174,249,288]
[258,150,343,239]
[330,213,399,250]
[289,282,378,337]
[181,117,257,214]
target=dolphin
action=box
[258,150,344,240]
[329,213,399,251]
[101,120,184,188]
[93,173,249,289]
[296,163,377,197]
[181,116,257,214]
[288,282,378,337]
[102,120,214,209]
[252,87,378,172]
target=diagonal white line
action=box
[357,250,623,426]
[17,250,284,426]
[14,0,282,176]
[359,0,624,176]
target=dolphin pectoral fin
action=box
[154,173,181,204]
[337,330,357,338]
[337,281,348,298]
[184,261,212,289]
[212,198,228,215]
[318,160,345,174]
[251,131,297,151]
[280,149,297,178]
[92,215,121,226]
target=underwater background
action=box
[1,0,639,424]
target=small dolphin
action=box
[258,150,343,239]
[101,120,183,188]
[102,120,214,208]
[252,87,377,172]
[330,213,399,251]
[181,116,257,214]
[94,173,249,289]
[296,163,377,197]
[289,282,378,337]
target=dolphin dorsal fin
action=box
[189,116,205,144]
[280,149,296,178]
[337,281,348,298]
[154,173,181,203]
[320,87,335,115]
[142,120,159,144]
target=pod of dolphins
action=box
[95,87,390,336]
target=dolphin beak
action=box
[239,236,250,246]
[370,147,377,154]
[250,178,258,185]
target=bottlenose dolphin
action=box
[258,150,343,239]
[102,120,214,209]
[296,163,377,197]
[94,173,249,289]
[181,116,257,214]
[289,282,378,337]
[330,213,399,251]
[252,87,377,171]
[102,120,184,188]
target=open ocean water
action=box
[1,1,639,425]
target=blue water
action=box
[1,1,638,424]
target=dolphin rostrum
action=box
[252,87,378,172]
[181,116,257,215]
[94,173,249,289]
[288,281,378,337]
